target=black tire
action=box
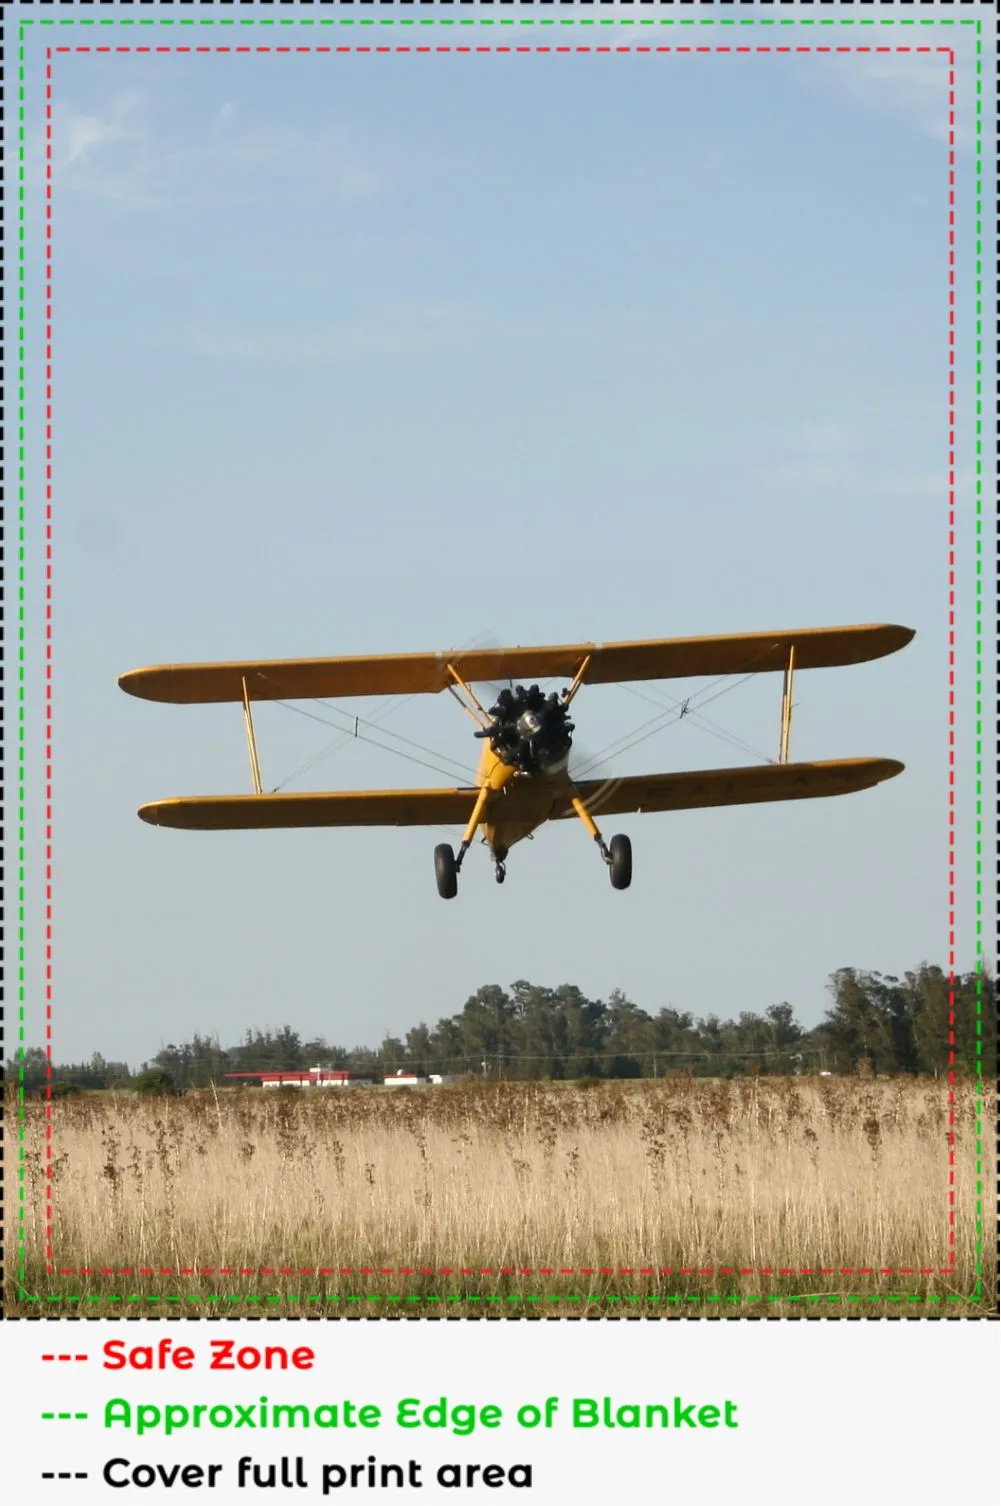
[609,834,632,890]
[434,843,458,900]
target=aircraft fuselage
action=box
[472,683,575,858]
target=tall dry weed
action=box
[8,1078,996,1310]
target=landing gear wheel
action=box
[495,862,506,885]
[434,843,458,900]
[608,834,632,890]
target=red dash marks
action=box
[45,50,55,1276]
[41,1354,88,1363]
[947,52,957,1261]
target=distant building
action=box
[225,1067,372,1090]
[382,1070,457,1087]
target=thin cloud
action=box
[53,97,384,213]
[812,50,978,153]
[51,92,167,209]
[144,296,655,371]
[150,299,511,368]
[55,93,144,171]
[763,418,950,501]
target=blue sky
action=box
[11,8,995,1066]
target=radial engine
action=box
[474,683,574,775]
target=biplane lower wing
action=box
[556,757,904,820]
[138,757,902,832]
[118,624,915,704]
[139,788,480,831]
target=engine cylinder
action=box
[484,684,573,775]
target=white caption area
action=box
[5,1321,999,1505]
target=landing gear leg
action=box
[435,784,493,898]
[570,796,632,891]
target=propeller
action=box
[567,738,614,787]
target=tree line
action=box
[6,962,995,1094]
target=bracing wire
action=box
[266,631,497,792]
[270,700,476,787]
[573,672,762,778]
[572,640,787,778]
[264,636,784,791]
[617,681,775,766]
[272,694,425,791]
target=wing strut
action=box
[778,646,795,764]
[562,653,593,707]
[241,677,264,795]
[445,663,491,729]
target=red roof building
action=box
[224,1067,369,1089]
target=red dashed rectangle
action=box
[29,35,963,1293]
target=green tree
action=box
[766,1002,802,1048]
[604,989,656,1077]
[820,967,898,1073]
[555,984,607,1078]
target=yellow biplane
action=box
[119,622,913,899]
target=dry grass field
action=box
[6,1077,996,1315]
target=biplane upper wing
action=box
[138,788,481,831]
[118,624,914,704]
[553,757,904,821]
